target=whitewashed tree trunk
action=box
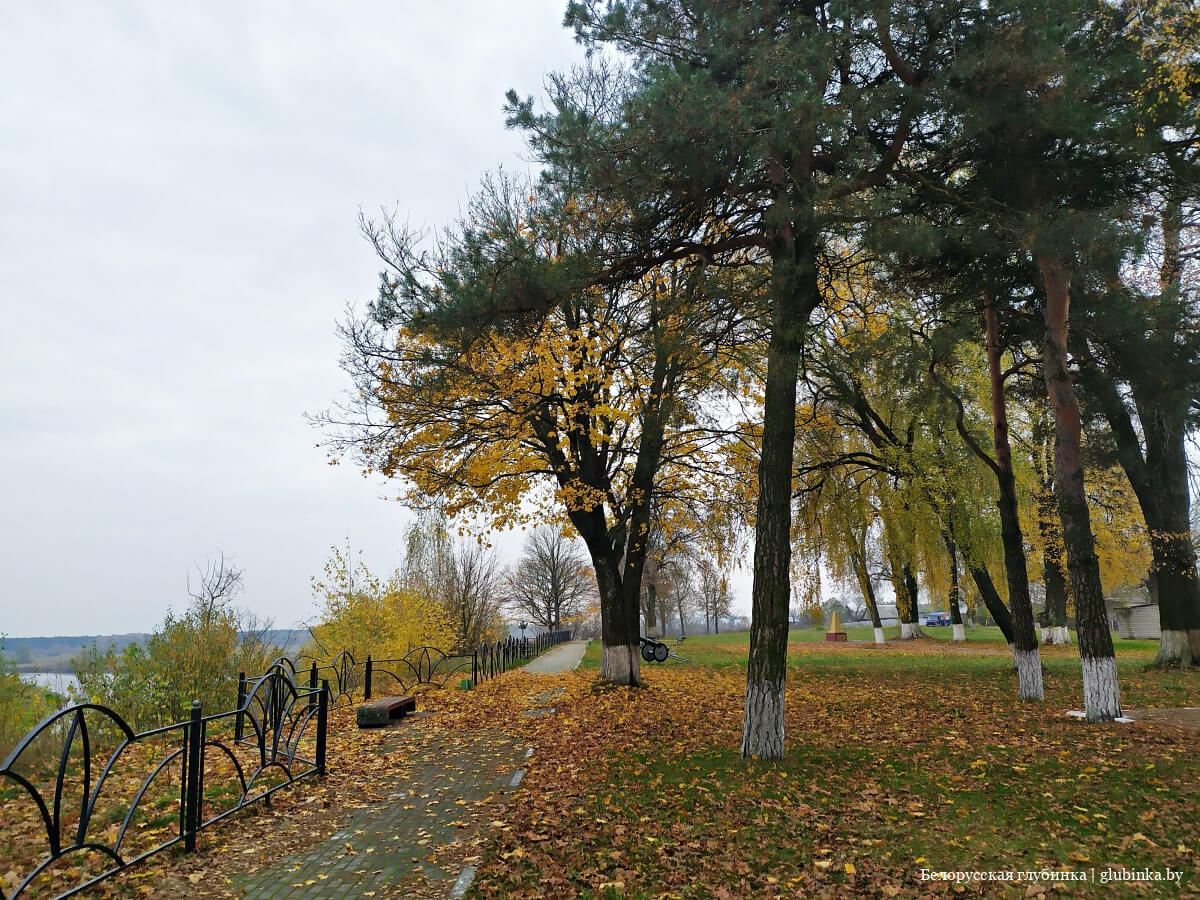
[899,622,922,639]
[741,678,785,759]
[1013,648,1044,700]
[951,624,966,642]
[1081,656,1122,721]
[1153,630,1194,667]
[600,643,640,685]
[1043,625,1071,645]
[873,626,886,645]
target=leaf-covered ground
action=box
[7,634,1196,897]
[460,634,1198,898]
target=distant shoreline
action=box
[5,629,306,674]
[16,663,75,674]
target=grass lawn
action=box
[473,631,1199,897]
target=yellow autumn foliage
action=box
[307,542,457,664]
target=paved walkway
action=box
[237,642,585,898]
[521,639,587,674]
[240,725,524,899]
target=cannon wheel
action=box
[641,643,655,662]
[653,642,669,663]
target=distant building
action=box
[1104,595,1161,638]
[1105,586,1160,640]
[874,604,899,627]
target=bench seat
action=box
[357,695,416,728]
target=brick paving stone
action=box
[238,724,525,899]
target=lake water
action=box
[21,672,80,697]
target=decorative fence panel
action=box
[0,666,327,899]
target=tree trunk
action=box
[1140,443,1200,667]
[1036,253,1120,720]
[852,548,886,644]
[744,316,799,758]
[966,563,1016,645]
[984,296,1043,699]
[591,550,640,685]
[1030,410,1070,643]
[644,581,658,633]
[897,563,923,639]
[944,536,966,642]
[743,185,818,760]
[1085,348,1200,666]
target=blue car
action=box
[924,612,952,626]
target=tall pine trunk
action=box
[1114,408,1200,666]
[1036,253,1120,720]
[984,297,1043,699]
[1147,197,1200,664]
[743,176,818,760]
[743,319,798,757]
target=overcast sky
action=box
[0,1,612,637]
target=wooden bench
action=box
[357,695,416,728]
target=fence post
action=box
[235,672,246,743]
[309,661,319,709]
[472,650,478,685]
[365,655,373,700]
[316,679,329,776]
[271,671,284,739]
[184,700,202,852]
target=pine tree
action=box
[529,0,963,759]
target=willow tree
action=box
[927,324,1045,698]
[796,278,1027,658]
[793,418,889,645]
[320,178,747,685]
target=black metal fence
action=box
[1,630,573,898]
[295,631,573,707]
[0,663,328,900]
[471,631,573,685]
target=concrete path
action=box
[521,639,587,674]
